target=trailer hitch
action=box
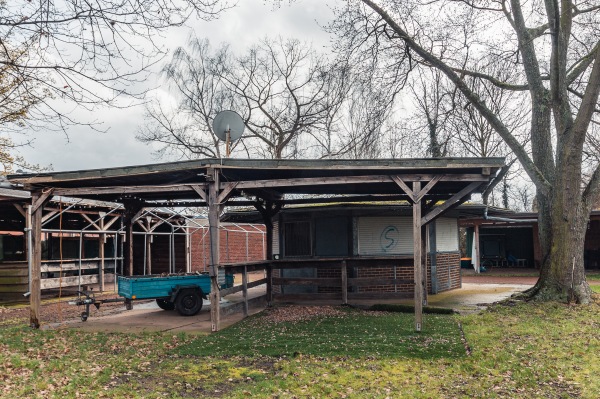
[69,290,124,322]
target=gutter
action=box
[483,207,538,223]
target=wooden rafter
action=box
[421,182,482,225]
[190,184,208,202]
[218,182,239,204]
[31,189,54,212]
[229,174,489,191]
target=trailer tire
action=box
[175,290,203,316]
[156,299,176,311]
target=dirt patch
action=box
[0,292,137,327]
[254,305,348,324]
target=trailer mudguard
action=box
[169,284,206,303]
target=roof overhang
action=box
[8,158,505,208]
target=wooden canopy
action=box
[8,157,504,331]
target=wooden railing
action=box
[217,257,416,318]
[0,258,121,303]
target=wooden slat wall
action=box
[0,262,29,301]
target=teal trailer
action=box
[117,273,234,316]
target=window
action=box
[284,221,311,256]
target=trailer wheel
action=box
[156,299,176,311]
[175,290,203,316]
[81,312,88,322]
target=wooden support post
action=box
[99,218,105,292]
[126,223,134,276]
[146,221,152,275]
[30,198,42,328]
[413,181,423,332]
[341,260,348,305]
[207,167,221,332]
[242,265,248,318]
[255,200,280,307]
[266,264,273,305]
[474,224,481,273]
[421,224,428,306]
[29,190,52,329]
[122,202,143,277]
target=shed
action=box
[8,157,504,331]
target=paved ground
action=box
[4,268,596,333]
[45,280,534,333]
[59,298,265,334]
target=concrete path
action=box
[48,277,536,334]
[63,299,264,334]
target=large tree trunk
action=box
[530,170,592,303]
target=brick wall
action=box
[272,268,281,294]
[190,225,266,272]
[434,252,462,292]
[356,263,415,293]
[317,267,341,293]
[272,253,461,296]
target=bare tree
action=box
[141,37,355,159]
[220,37,350,158]
[333,0,600,303]
[137,39,235,159]
[0,0,229,133]
[406,67,457,157]
[314,70,395,159]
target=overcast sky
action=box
[12,1,335,173]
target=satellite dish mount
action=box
[212,110,245,157]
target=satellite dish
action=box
[212,110,245,142]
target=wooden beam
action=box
[421,224,428,306]
[266,264,273,306]
[242,265,248,317]
[391,176,415,201]
[190,184,208,202]
[219,278,267,296]
[99,219,105,291]
[103,215,120,230]
[413,181,423,333]
[272,277,342,286]
[40,274,100,290]
[29,193,44,328]
[421,182,482,225]
[207,168,221,332]
[226,174,489,191]
[53,185,197,197]
[31,189,54,213]
[82,214,101,231]
[415,175,443,203]
[474,224,481,274]
[130,208,146,223]
[13,204,26,217]
[217,182,239,204]
[40,210,58,224]
[136,219,149,232]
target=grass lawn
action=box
[0,298,598,398]
[587,273,600,281]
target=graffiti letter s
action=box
[380,226,399,252]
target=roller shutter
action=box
[435,217,459,251]
[357,217,413,255]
